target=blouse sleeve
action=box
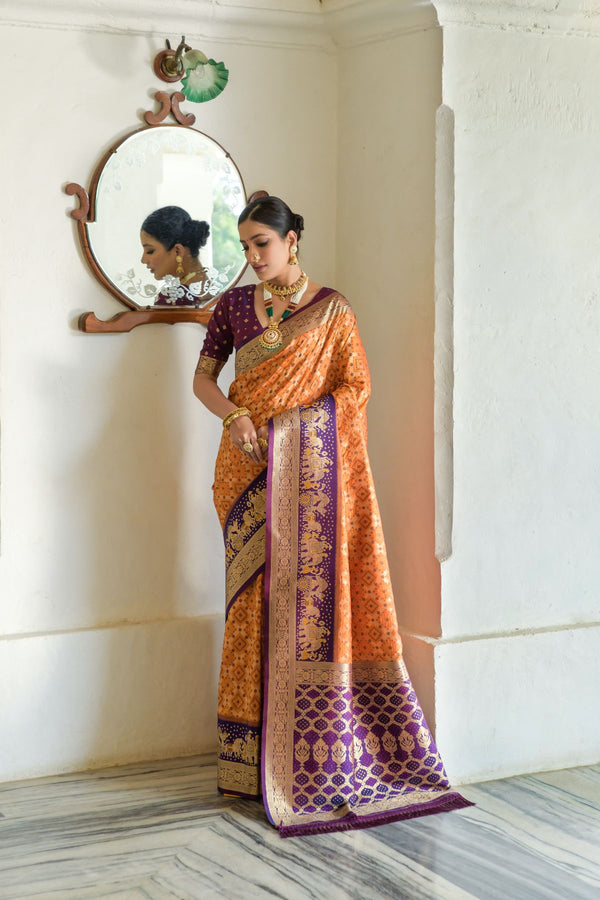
[195,292,235,378]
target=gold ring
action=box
[258,437,268,450]
[242,442,254,453]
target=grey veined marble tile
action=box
[373,767,600,900]
[150,812,478,900]
[0,757,598,900]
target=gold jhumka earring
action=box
[175,254,185,278]
[289,245,298,266]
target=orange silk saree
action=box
[209,289,471,836]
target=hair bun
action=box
[186,219,210,250]
[293,213,304,239]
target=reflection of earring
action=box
[176,254,184,278]
[289,245,298,266]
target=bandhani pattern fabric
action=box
[201,286,473,832]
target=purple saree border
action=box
[261,418,275,824]
[223,467,267,618]
[223,466,267,539]
[295,395,337,661]
[259,398,474,837]
[279,792,474,838]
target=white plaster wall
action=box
[336,26,443,642]
[441,24,600,637]
[435,624,600,783]
[0,22,336,781]
[431,10,600,780]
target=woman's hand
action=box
[256,425,269,458]
[228,417,268,463]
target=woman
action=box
[193,196,471,837]
[141,206,212,305]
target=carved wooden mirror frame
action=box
[66,90,266,333]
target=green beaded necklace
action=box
[259,273,309,351]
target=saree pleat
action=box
[217,575,264,798]
[212,291,473,833]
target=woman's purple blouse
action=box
[200,285,263,366]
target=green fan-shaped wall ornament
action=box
[181,49,229,103]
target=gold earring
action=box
[176,254,184,278]
[289,245,298,266]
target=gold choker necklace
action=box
[263,272,308,297]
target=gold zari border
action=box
[294,658,410,687]
[195,354,225,378]
[217,759,259,796]
[263,407,301,826]
[235,293,350,377]
[226,524,266,609]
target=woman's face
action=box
[140,231,177,280]
[238,220,295,282]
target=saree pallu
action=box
[212,290,472,836]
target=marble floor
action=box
[0,757,598,900]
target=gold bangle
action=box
[223,407,251,429]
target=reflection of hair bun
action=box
[141,205,209,257]
[186,219,210,252]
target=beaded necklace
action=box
[259,273,309,351]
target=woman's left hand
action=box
[229,418,269,463]
[256,425,269,461]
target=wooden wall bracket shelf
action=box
[79,308,214,333]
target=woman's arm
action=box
[193,372,267,463]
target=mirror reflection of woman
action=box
[193,196,471,837]
[140,206,211,306]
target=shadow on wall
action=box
[367,292,441,634]
[70,329,215,767]
[335,26,443,648]
[76,332,183,620]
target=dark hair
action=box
[141,206,210,256]
[238,195,304,242]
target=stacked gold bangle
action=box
[223,407,251,429]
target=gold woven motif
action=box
[218,724,260,764]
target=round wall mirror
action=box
[82,124,247,311]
